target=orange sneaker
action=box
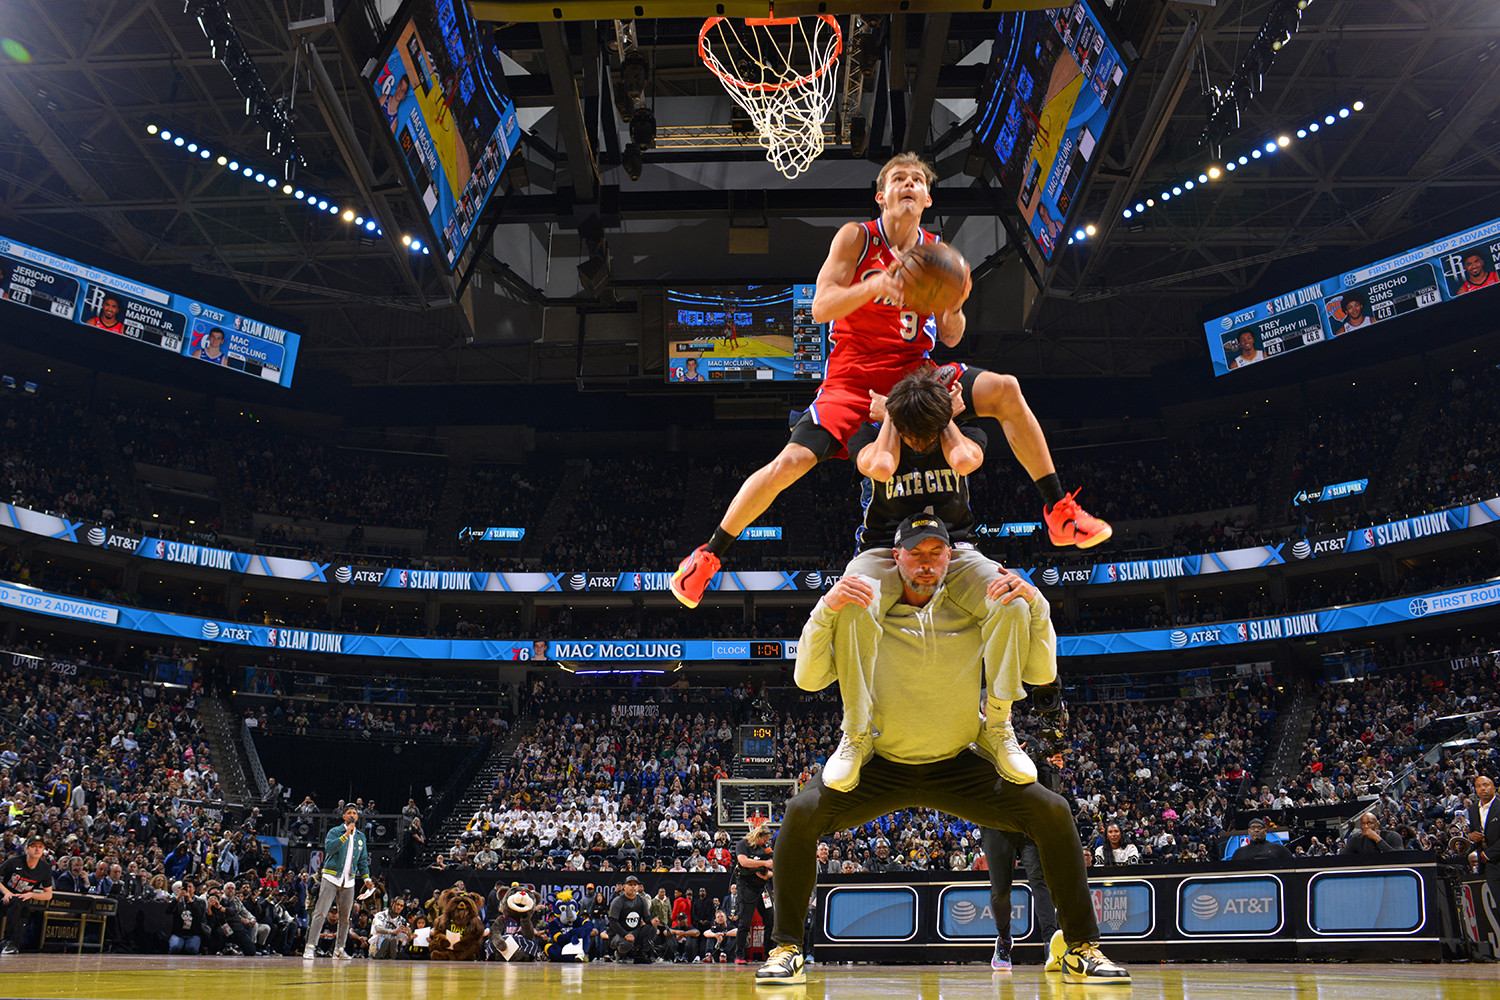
[1044,490,1112,549]
[670,544,721,608]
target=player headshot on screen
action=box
[681,358,704,382]
[531,640,548,661]
[1229,330,1264,369]
[87,295,125,333]
[0,263,8,299]
[195,327,227,365]
[1336,291,1372,333]
[382,74,410,130]
[1458,251,1500,294]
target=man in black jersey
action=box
[0,835,54,953]
[732,822,774,964]
[818,368,1055,794]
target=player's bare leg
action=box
[670,442,819,608]
[968,370,1111,549]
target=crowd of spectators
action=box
[0,392,125,525]
[541,457,688,570]
[1390,366,1500,515]
[232,436,445,532]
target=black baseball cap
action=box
[24,834,45,847]
[1247,817,1267,829]
[894,513,950,550]
[623,875,642,885]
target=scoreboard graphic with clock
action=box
[738,725,778,777]
[1205,214,1500,376]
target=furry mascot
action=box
[429,888,487,961]
[489,885,544,962]
[541,889,590,962]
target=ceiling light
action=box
[1297,129,1307,138]
[1208,167,1221,179]
[1122,209,1132,219]
[228,160,239,171]
[216,155,227,165]
[1074,229,1087,241]
[342,209,354,221]
[199,149,210,159]
[1353,100,1365,111]
[1265,141,1277,153]
[1172,186,1182,195]
[282,184,293,194]
[1226,162,1236,171]
[1145,199,1154,207]
[146,124,158,135]
[1135,202,1145,212]
[1309,122,1320,132]
[317,200,328,210]
[173,137,184,147]
[1325,115,1336,125]
[254,172,265,182]
[187,142,198,152]
[1084,224,1097,237]
[1277,135,1290,147]
[402,234,412,245]
[294,189,305,199]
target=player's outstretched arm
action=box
[856,399,901,483]
[934,266,973,347]
[812,222,904,323]
[939,421,983,476]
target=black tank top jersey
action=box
[848,421,988,552]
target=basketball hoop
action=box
[699,14,842,179]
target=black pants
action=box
[2,898,34,948]
[982,827,1059,951]
[771,751,1098,948]
[735,880,774,957]
[611,922,656,962]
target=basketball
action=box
[897,241,968,316]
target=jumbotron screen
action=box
[368,0,521,270]
[1205,215,1500,376]
[972,1,1132,262]
[664,284,826,383]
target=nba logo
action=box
[1363,529,1375,547]
[1089,889,1104,921]
[632,573,642,590]
[399,570,409,588]
[1237,623,1248,641]
[1107,564,1117,583]
[267,629,278,647]
[154,540,166,559]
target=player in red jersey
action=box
[670,153,1109,609]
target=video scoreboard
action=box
[665,283,827,383]
[738,724,778,776]
[1206,214,1500,376]
[0,234,300,387]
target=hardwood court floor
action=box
[0,956,1495,1000]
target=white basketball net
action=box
[700,15,843,179]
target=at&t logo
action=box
[802,572,822,590]
[1290,539,1311,560]
[1170,630,1189,648]
[949,899,978,925]
[1190,895,1219,919]
[1041,568,1060,586]
[333,566,352,584]
[201,621,220,640]
[87,526,106,546]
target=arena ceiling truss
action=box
[0,0,1496,386]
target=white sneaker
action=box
[755,944,806,985]
[973,706,1036,785]
[333,950,353,961]
[302,947,316,960]
[822,731,873,793]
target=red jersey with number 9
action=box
[824,218,940,389]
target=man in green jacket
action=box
[303,805,374,960]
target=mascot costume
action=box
[490,885,545,961]
[429,887,486,961]
[542,889,590,962]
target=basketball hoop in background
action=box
[699,14,842,179]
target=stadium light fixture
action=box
[1084,224,1097,237]
[200,149,210,159]
[146,124,158,134]
[342,209,354,222]
[174,137,184,147]
[217,155,228,166]
[1074,229,1087,241]
[1128,100,1364,219]
[402,234,412,246]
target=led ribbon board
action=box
[0,235,299,386]
[1207,215,1500,375]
